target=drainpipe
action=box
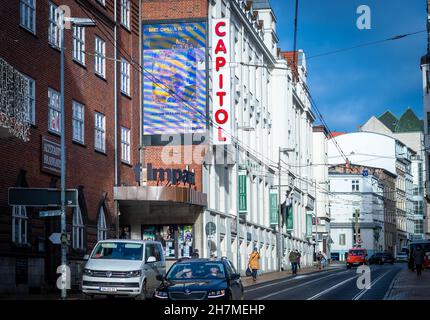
[139,0,143,169]
[114,0,119,238]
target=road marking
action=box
[256,270,350,300]
[352,269,391,300]
[306,275,358,300]
[245,270,338,293]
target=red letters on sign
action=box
[215,39,227,55]
[216,56,226,72]
[215,109,228,125]
[215,21,226,37]
[218,127,227,142]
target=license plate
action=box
[100,287,117,292]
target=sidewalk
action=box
[385,267,430,300]
[242,263,341,287]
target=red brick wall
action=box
[142,0,208,21]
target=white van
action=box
[82,239,166,299]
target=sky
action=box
[270,0,427,132]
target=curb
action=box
[382,272,399,300]
[243,266,342,289]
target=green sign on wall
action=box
[286,205,294,231]
[269,189,278,226]
[239,171,247,213]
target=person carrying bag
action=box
[248,246,261,282]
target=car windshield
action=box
[167,262,226,280]
[91,242,143,260]
[349,250,365,256]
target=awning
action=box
[113,186,207,207]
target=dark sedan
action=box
[153,257,244,300]
[369,252,395,265]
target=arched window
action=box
[12,206,28,244]
[73,207,84,249]
[97,206,108,241]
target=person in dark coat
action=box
[413,245,425,277]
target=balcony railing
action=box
[0,58,30,141]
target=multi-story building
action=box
[312,125,331,258]
[328,170,385,261]
[360,109,426,241]
[328,131,416,254]
[421,0,430,239]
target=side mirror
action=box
[230,273,240,280]
[147,256,156,263]
[83,254,89,261]
[156,274,164,282]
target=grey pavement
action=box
[385,265,430,300]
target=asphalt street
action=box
[244,263,405,300]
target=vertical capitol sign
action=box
[212,18,231,145]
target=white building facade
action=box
[202,0,315,274]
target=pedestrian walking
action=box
[413,245,425,277]
[248,246,261,282]
[316,251,323,270]
[289,250,298,275]
[296,250,302,270]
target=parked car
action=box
[346,248,368,269]
[154,257,244,300]
[82,239,166,300]
[369,252,395,265]
[396,253,408,263]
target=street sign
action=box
[362,169,369,177]
[39,210,62,217]
[8,188,78,207]
[49,233,61,245]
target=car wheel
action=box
[135,281,147,300]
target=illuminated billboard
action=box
[143,22,207,136]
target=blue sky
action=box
[270,0,427,132]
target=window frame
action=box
[120,126,131,164]
[72,100,85,144]
[12,206,28,245]
[352,180,360,192]
[94,112,106,152]
[120,0,131,30]
[94,36,106,78]
[24,75,36,125]
[120,58,131,96]
[72,26,86,65]
[48,1,61,48]
[20,0,36,34]
[72,207,85,250]
[48,87,61,134]
[97,206,108,241]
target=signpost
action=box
[39,210,62,218]
[49,233,62,245]
[8,188,78,207]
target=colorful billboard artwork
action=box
[143,22,207,135]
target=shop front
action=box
[114,186,207,268]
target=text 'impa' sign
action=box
[212,18,231,145]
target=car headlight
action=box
[83,268,93,276]
[127,270,141,277]
[208,290,225,298]
[154,290,168,299]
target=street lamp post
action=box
[59,14,96,300]
[278,147,295,272]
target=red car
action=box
[346,248,368,269]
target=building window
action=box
[20,0,36,33]
[24,75,35,125]
[415,220,424,234]
[12,206,28,244]
[97,207,108,241]
[48,2,61,48]
[72,101,84,144]
[72,207,85,250]
[48,87,61,134]
[73,26,85,65]
[95,112,106,152]
[339,233,346,246]
[121,0,130,29]
[94,36,106,78]
[120,58,130,96]
[121,126,130,164]
[352,180,360,192]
